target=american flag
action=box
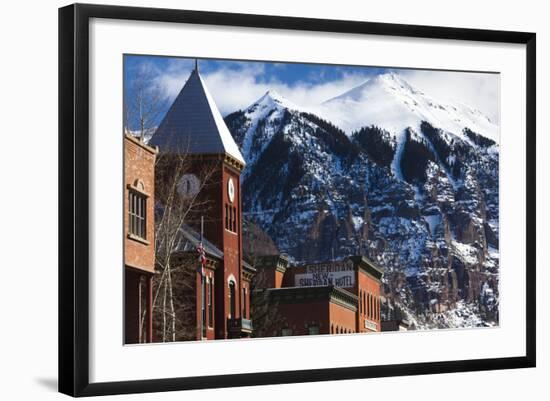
[197,241,206,276]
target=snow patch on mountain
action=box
[391,129,407,180]
[318,72,499,143]
[224,73,500,330]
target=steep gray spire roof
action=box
[150,68,246,165]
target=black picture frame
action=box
[58,3,536,397]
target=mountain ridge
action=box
[318,72,499,144]
[224,72,500,329]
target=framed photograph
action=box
[58,3,536,397]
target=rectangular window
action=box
[202,276,206,337]
[242,287,247,319]
[370,294,373,319]
[129,191,146,239]
[225,204,229,230]
[225,204,238,233]
[229,281,236,318]
[207,278,213,328]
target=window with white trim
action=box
[129,190,146,239]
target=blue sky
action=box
[124,54,499,131]
[124,55,390,87]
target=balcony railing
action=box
[227,317,253,334]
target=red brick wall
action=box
[241,279,250,319]
[124,135,156,273]
[274,269,285,289]
[205,270,216,340]
[196,268,218,340]
[357,271,381,332]
[267,298,356,336]
[216,164,243,337]
[274,300,330,336]
[328,302,357,334]
[255,267,284,290]
[274,259,382,333]
[155,154,246,339]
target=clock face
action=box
[178,174,200,199]
[228,178,235,203]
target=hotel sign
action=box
[364,320,377,331]
[294,260,355,288]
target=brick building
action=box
[124,133,158,344]
[253,255,384,336]
[149,63,253,340]
[129,62,384,341]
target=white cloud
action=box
[144,60,499,126]
[148,60,372,116]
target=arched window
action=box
[228,281,236,318]
[363,292,366,316]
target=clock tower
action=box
[150,62,251,339]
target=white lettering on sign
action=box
[294,260,355,288]
[364,320,377,331]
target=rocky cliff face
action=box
[225,75,499,329]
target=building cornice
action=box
[124,132,159,155]
[348,256,384,281]
[255,254,289,274]
[266,285,358,312]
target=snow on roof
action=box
[150,68,246,165]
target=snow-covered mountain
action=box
[319,72,499,143]
[225,74,499,329]
[226,90,306,178]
